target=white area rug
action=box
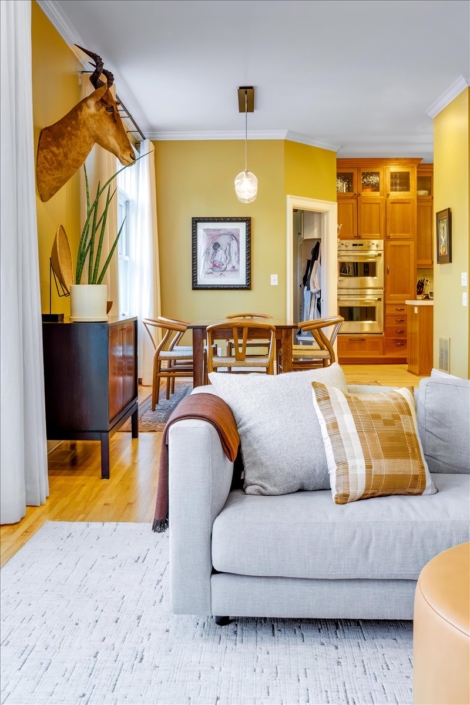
[1,522,413,705]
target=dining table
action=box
[187,318,299,387]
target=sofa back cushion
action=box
[417,376,470,474]
[208,364,348,495]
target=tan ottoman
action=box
[413,542,470,705]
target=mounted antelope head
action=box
[36,46,136,202]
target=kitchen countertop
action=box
[405,299,434,306]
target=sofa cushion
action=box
[212,473,469,580]
[417,376,470,474]
[311,383,436,504]
[208,364,348,495]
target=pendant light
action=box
[234,87,258,203]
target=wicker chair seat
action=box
[211,355,272,368]
[159,349,193,360]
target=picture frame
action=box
[436,208,452,264]
[192,217,251,290]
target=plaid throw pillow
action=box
[311,383,437,504]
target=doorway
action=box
[285,195,338,325]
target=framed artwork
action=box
[436,208,452,264]
[192,217,251,290]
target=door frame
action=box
[286,195,338,324]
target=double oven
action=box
[337,240,384,334]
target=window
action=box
[118,193,131,316]
[117,162,138,317]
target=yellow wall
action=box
[433,88,470,378]
[284,140,337,202]
[154,139,336,322]
[32,1,81,314]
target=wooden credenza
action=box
[42,316,138,479]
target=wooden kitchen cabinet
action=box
[337,158,420,364]
[42,316,138,479]
[386,165,416,198]
[385,240,416,302]
[337,198,357,238]
[417,164,434,267]
[386,198,416,239]
[407,302,434,376]
[358,196,386,239]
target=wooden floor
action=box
[0,364,425,567]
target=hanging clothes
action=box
[309,242,322,319]
[303,242,320,320]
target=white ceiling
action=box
[47,0,470,161]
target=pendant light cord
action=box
[244,90,248,173]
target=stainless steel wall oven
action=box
[338,240,384,290]
[337,290,384,334]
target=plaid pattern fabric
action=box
[311,383,436,504]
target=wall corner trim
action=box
[426,75,470,118]
[36,0,87,64]
[35,0,150,134]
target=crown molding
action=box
[284,131,341,152]
[147,130,287,141]
[36,0,87,65]
[148,129,340,151]
[426,75,470,118]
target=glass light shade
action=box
[234,170,258,203]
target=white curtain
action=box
[79,81,119,314]
[119,141,161,385]
[0,0,49,524]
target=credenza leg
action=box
[100,433,110,479]
[131,406,139,438]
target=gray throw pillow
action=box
[417,376,470,474]
[209,364,348,495]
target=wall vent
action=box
[438,337,451,373]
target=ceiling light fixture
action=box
[234,86,258,203]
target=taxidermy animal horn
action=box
[36,46,135,202]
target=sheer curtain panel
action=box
[1,0,49,524]
[132,141,161,385]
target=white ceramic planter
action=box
[70,284,108,321]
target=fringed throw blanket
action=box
[152,393,240,532]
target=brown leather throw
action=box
[152,393,240,532]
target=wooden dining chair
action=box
[225,313,274,364]
[157,316,193,396]
[143,318,193,410]
[207,320,276,375]
[278,315,344,371]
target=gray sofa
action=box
[168,375,470,621]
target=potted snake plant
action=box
[70,164,126,321]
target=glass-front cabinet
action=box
[358,167,383,196]
[386,166,416,198]
[336,170,357,198]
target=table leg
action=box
[192,327,205,387]
[131,405,139,438]
[100,433,110,479]
[280,328,293,374]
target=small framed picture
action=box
[192,217,251,290]
[436,208,452,264]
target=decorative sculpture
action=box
[36,46,136,202]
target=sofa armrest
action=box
[169,419,234,615]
